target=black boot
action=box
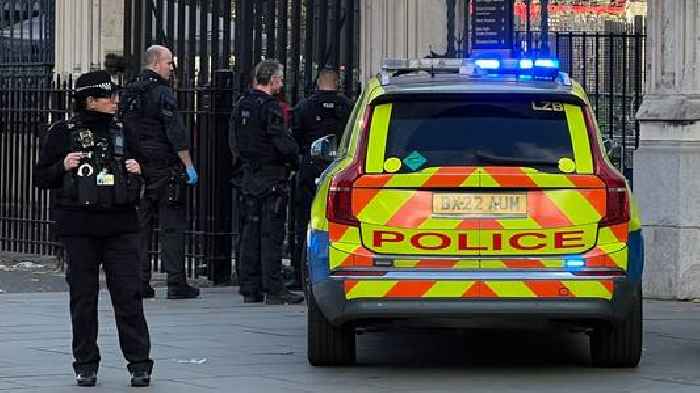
[167,284,200,299]
[265,290,304,305]
[243,294,264,303]
[142,284,155,299]
[130,370,151,387]
[75,371,97,387]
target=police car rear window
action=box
[384,100,574,172]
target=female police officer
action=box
[33,70,153,387]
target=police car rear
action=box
[306,57,643,368]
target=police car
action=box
[304,56,643,368]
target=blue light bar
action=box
[534,59,560,69]
[474,59,500,70]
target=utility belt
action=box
[232,163,289,198]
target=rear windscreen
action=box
[383,100,574,172]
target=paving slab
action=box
[0,288,698,392]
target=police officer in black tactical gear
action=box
[33,70,153,387]
[121,45,200,300]
[290,68,352,287]
[229,60,304,305]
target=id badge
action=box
[96,169,115,186]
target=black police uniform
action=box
[33,72,153,381]
[291,90,352,283]
[229,89,302,303]
[121,69,198,298]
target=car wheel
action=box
[305,239,356,366]
[590,287,642,368]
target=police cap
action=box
[73,70,118,99]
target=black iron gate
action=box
[121,0,361,283]
[0,0,55,75]
[1,0,647,285]
[450,1,646,183]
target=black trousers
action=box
[139,166,187,287]
[239,192,287,297]
[62,233,153,374]
[292,161,322,282]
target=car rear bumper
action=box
[311,276,641,327]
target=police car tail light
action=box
[327,161,361,226]
[327,108,372,226]
[583,108,630,227]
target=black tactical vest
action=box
[62,117,143,208]
[121,74,175,164]
[231,91,281,168]
[299,92,351,151]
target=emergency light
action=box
[472,56,561,79]
[564,256,586,269]
[380,56,564,83]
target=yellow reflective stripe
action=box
[356,190,415,223]
[460,171,480,187]
[597,227,621,245]
[345,281,397,299]
[365,103,392,173]
[481,260,563,269]
[330,242,360,253]
[529,174,576,188]
[480,170,501,188]
[338,226,361,244]
[454,260,480,268]
[485,281,536,297]
[497,217,541,229]
[310,172,334,231]
[423,281,476,298]
[393,260,419,268]
[329,246,350,269]
[481,260,507,269]
[546,190,602,223]
[564,104,594,174]
[384,168,437,188]
[629,196,642,231]
[541,259,564,268]
[562,281,612,299]
[418,217,464,230]
[609,248,628,269]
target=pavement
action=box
[0,286,699,393]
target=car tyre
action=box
[305,240,356,366]
[590,287,642,368]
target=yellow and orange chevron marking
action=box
[343,279,614,300]
[351,168,607,230]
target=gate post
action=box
[635,0,700,300]
[210,70,236,285]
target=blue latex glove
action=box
[186,165,198,185]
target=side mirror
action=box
[310,134,338,163]
[602,137,622,158]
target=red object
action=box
[513,0,627,20]
[326,107,372,226]
[583,108,630,227]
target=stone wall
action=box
[55,0,124,76]
[635,0,700,299]
[359,0,448,85]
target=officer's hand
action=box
[63,152,84,171]
[186,165,198,185]
[125,159,141,175]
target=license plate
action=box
[432,193,527,217]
